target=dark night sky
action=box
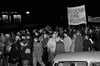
[0,0,100,25]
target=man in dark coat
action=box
[20,39,31,66]
[94,36,100,51]
[82,35,92,51]
[75,31,83,52]
[41,34,49,66]
[8,42,21,66]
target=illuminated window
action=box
[2,15,9,23]
[13,14,21,23]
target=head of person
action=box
[64,33,68,37]
[73,34,76,39]
[43,34,48,38]
[26,36,31,40]
[26,29,29,32]
[34,37,38,42]
[1,33,4,36]
[55,36,60,42]
[17,31,21,36]
[15,35,21,41]
[39,29,43,33]
[38,34,43,41]
[89,29,93,33]
[52,32,57,38]
[35,32,39,36]
[5,34,10,38]
[84,35,89,40]
[26,31,30,35]
[21,36,26,40]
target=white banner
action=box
[88,16,100,22]
[68,5,87,25]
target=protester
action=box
[41,33,49,65]
[55,36,65,56]
[82,35,92,51]
[32,37,45,66]
[74,31,83,52]
[70,34,76,52]
[1,24,100,66]
[63,33,72,53]
[46,32,57,63]
[20,38,31,66]
[8,41,20,66]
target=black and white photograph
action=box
[0,0,100,66]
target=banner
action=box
[88,16,100,23]
[68,5,87,25]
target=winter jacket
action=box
[21,43,31,60]
[8,44,20,63]
[63,36,72,52]
[47,38,56,53]
[83,39,91,51]
[33,42,43,57]
[75,34,83,52]
[55,40,65,56]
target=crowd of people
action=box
[0,25,100,66]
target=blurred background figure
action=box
[63,33,72,53]
[46,32,57,65]
[74,31,83,52]
[82,35,92,51]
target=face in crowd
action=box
[52,33,57,38]
[84,35,89,40]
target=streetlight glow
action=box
[26,11,30,14]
